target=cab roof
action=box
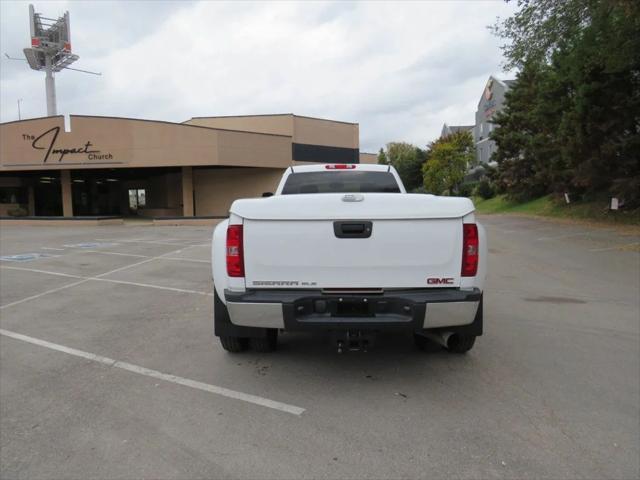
[291,164,390,173]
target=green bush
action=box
[474,178,496,199]
[456,182,476,198]
[423,131,474,195]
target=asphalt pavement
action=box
[0,216,638,479]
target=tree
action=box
[378,142,426,191]
[554,1,640,201]
[490,61,569,200]
[490,0,594,70]
[377,148,388,165]
[491,0,640,205]
[422,131,475,195]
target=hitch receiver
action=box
[333,330,376,353]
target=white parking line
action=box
[83,250,149,258]
[160,257,211,264]
[0,279,89,310]
[91,277,212,296]
[95,238,192,246]
[83,250,210,263]
[0,328,305,416]
[92,255,163,278]
[111,239,196,246]
[0,266,212,298]
[0,247,189,309]
[41,247,66,251]
[0,266,83,279]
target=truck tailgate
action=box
[243,218,463,289]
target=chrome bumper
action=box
[225,288,481,331]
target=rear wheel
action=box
[447,334,476,354]
[219,336,249,353]
[215,289,249,353]
[249,329,278,352]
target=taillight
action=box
[325,164,356,169]
[226,224,244,277]
[461,223,479,277]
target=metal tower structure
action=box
[22,4,78,116]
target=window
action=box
[128,189,146,209]
[0,187,28,204]
[281,171,401,194]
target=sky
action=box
[0,0,517,152]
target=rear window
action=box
[281,171,401,194]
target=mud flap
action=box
[214,288,271,339]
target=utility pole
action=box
[44,56,56,116]
[23,4,77,117]
[4,5,100,117]
[17,98,23,120]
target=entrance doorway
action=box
[67,167,181,218]
[71,172,121,216]
[34,174,62,216]
[128,189,146,213]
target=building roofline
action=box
[185,113,358,126]
[0,115,64,126]
[1,114,292,138]
[186,113,293,120]
[488,75,515,88]
[4,113,359,130]
[294,114,358,126]
[73,114,294,137]
[476,74,516,110]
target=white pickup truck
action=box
[212,164,487,353]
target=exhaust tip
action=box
[445,333,460,351]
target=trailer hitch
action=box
[333,330,376,353]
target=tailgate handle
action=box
[334,221,372,239]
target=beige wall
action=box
[186,114,359,149]
[216,129,289,168]
[1,114,370,219]
[181,166,194,216]
[359,152,377,164]
[1,116,292,172]
[185,115,293,136]
[60,170,73,216]
[194,167,285,216]
[1,115,362,173]
[293,116,358,148]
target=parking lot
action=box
[1,216,639,479]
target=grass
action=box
[472,194,640,226]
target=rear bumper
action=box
[223,288,482,334]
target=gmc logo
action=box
[427,277,454,285]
